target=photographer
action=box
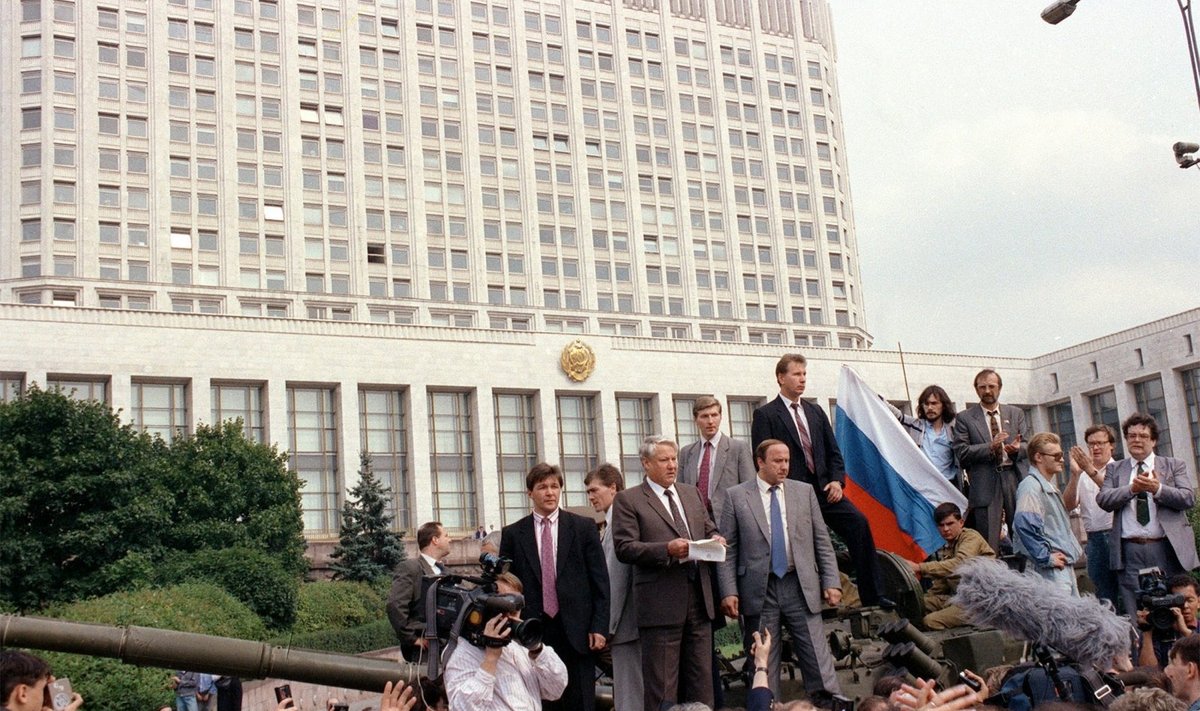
[443,572,567,710]
[1138,573,1200,668]
[1,650,84,711]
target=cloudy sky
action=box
[832,2,1200,357]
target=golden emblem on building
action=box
[559,339,597,382]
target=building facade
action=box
[4,0,1200,559]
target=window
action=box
[428,391,477,529]
[47,377,108,403]
[132,381,189,442]
[495,393,539,525]
[1134,377,1173,456]
[726,398,763,441]
[211,382,265,443]
[1045,401,1077,485]
[361,389,412,531]
[1182,367,1200,473]
[1087,390,1125,460]
[0,375,24,403]
[557,394,599,509]
[288,386,340,534]
[616,396,655,475]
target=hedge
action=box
[158,546,300,630]
[292,580,387,634]
[270,619,398,655]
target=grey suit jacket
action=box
[951,403,1030,507]
[1095,456,1200,571]
[612,480,718,627]
[678,435,756,524]
[716,478,840,617]
[601,521,638,645]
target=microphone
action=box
[951,558,1133,668]
[1173,142,1200,156]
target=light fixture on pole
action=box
[1042,0,1200,170]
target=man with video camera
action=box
[443,571,568,710]
[1137,572,1200,668]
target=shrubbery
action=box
[41,583,265,711]
[160,547,300,630]
[272,619,397,656]
[293,580,388,634]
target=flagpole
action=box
[897,341,912,405]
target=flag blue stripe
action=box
[836,405,943,555]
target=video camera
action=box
[424,553,543,678]
[1137,568,1186,637]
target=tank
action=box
[0,614,418,694]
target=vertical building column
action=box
[408,384,434,525]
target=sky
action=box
[832,1,1200,358]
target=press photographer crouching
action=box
[442,571,568,709]
[1136,570,1200,668]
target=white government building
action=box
[4,0,1200,556]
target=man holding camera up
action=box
[1,650,84,711]
[1096,413,1200,620]
[1137,573,1200,668]
[443,572,568,710]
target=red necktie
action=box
[540,517,559,617]
[791,403,816,472]
[697,441,712,510]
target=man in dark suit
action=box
[386,520,451,662]
[500,463,610,711]
[678,395,757,523]
[950,368,1030,551]
[750,353,887,606]
[718,439,843,699]
[612,436,725,710]
[1096,412,1200,617]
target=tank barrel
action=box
[0,615,418,693]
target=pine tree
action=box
[328,452,407,581]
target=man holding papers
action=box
[612,435,725,711]
[718,438,843,702]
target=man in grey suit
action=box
[718,439,843,700]
[612,436,725,710]
[678,395,757,522]
[386,521,451,662]
[951,368,1030,551]
[585,463,642,711]
[1096,412,1200,617]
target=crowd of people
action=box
[384,355,1200,711]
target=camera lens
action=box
[510,618,543,648]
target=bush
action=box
[159,547,300,630]
[41,583,265,711]
[271,619,397,655]
[293,580,388,634]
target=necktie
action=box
[790,403,816,473]
[664,489,690,539]
[987,410,1000,438]
[1135,461,1150,526]
[769,485,788,578]
[540,517,559,617]
[697,441,713,511]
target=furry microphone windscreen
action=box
[951,558,1133,668]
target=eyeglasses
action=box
[1039,451,1064,461]
[1127,432,1154,440]
[1086,440,1112,447]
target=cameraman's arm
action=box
[529,642,568,702]
[1136,610,1159,667]
[443,617,507,710]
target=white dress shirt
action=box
[645,479,692,539]
[445,635,568,711]
[777,393,811,443]
[533,508,560,560]
[1121,453,1166,539]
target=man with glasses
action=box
[1097,412,1199,618]
[1062,425,1120,609]
[1012,432,1082,594]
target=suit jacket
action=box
[1095,456,1200,571]
[601,518,638,645]
[951,403,1030,507]
[716,478,840,617]
[678,434,757,523]
[386,556,437,646]
[500,509,610,655]
[611,480,719,627]
[751,397,845,490]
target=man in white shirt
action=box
[1062,424,1118,609]
[444,572,568,711]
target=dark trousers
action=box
[968,468,1019,552]
[640,579,714,710]
[819,497,883,604]
[542,615,595,711]
[1119,538,1184,624]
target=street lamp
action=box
[1042,0,1200,170]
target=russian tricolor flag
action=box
[835,366,968,561]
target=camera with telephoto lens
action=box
[1137,568,1187,637]
[429,553,543,650]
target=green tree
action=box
[0,385,170,610]
[328,453,406,582]
[0,387,307,613]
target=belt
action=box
[1124,536,1166,545]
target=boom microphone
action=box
[951,558,1133,669]
[1174,142,1200,156]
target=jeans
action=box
[176,695,199,711]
